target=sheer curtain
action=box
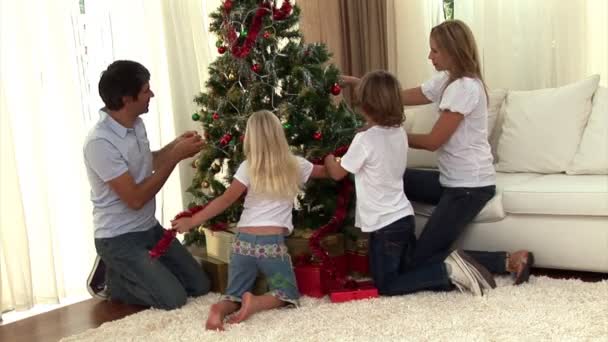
[0,0,96,313]
[0,0,219,315]
[455,0,608,89]
[386,0,445,88]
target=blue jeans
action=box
[370,216,452,295]
[95,223,210,310]
[404,169,507,273]
[223,232,300,306]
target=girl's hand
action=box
[171,217,196,234]
[340,75,361,86]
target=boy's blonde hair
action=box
[355,70,404,127]
[430,19,488,101]
[243,110,301,200]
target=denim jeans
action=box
[403,168,507,274]
[95,223,210,310]
[369,216,452,295]
[223,232,300,306]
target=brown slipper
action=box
[510,250,534,285]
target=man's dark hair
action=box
[98,60,150,111]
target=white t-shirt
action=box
[340,126,414,232]
[421,72,496,188]
[233,156,313,233]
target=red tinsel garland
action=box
[306,145,357,289]
[223,0,292,59]
[149,204,228,259]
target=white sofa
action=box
[403,75,608,273]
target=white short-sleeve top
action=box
[421,72,495,188]
[233,156,313,233]
[340,126,414,232]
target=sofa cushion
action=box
[567,86,608,174]
[412,172,542,223]
[487,89,507,160]
[496,75,600,173]
[502,174,608,216]
[403,103,439,168]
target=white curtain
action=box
[386,0,445,88]
[0,0,96,312]
[455,0,608,89]
[0,0,220,314]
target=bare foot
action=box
[205,303,226,331]
[228,292,254,324]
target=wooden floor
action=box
[1,268,606,342]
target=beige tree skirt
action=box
[62,276,608,341]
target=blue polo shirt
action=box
[84,109,157,238]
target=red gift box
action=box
[329,280,379,303]
[294,255,348,297]
[347,251,369,276]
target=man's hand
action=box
[176,130,198,142]
[340,75,361,87]
[173,133,205,160]
[171,217,196,234]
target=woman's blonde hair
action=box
[243,110,301,200]
[355,70,404,127]
[430,19,488,101]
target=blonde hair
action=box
[243,110,301,200]
[355,70,404,127]
[430,19,488,101]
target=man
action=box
[84,60,210,310]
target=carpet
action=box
[62,276,608,341]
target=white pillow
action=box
[403,103,438,168]
[487,89,507,160]
[496,75,600,173]
[567,87,608,174]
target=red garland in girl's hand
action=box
[148,205,206,259]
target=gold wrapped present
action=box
[200,255,229,293]
[286,232,345,257]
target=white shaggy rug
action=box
[62,276,607,341]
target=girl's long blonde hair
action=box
[243,110,301,200]
[431,19,488,102]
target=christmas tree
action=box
[184,0,360,246]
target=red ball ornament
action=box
[220,134,233,145]
[330,83,342,96]
[212,112,220,120]
[263,31,271,39]
[218,46,227,54]
[251,63,262,73]
[224,0,233,12]
[313,131,323,140]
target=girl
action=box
[342,20,533,285]
[325,70,495,297]
[172,110,326,331]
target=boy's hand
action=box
[171,217,196,234]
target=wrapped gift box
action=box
[347,251,369,276]
[294,255,348,297]
[286,232,345,258]
[199,255,229,293]
[203,228,235,263]
[329,281,378,303]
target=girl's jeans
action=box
[223,232,300,306]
